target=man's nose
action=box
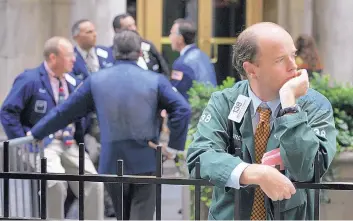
[289,56,297,70]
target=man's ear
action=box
[243,61,256,79]
[49,53,57,63]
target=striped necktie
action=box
[55,77,74,146]
[57,77,65,104]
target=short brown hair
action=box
[232,30,258,77]
[174,19,196,45]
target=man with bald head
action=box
[187,22,336,220]
[1,36,104,220]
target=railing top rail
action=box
[1,172,353,190]
[1,135,34,148]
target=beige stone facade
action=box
[0,0,126,104]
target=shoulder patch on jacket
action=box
[96,48,108,59]
[171,70,183,81]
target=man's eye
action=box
[276,58,284,63]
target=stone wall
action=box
[313,0,353,84]
[0,0,126,105]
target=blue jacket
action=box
[30,60,191,175]
[171,44,217,100]
[71,46,115,133]
[71,46,115,81]
[0,63,84,145]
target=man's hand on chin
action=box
[279,69,309,108]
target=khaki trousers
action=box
[27,140,104,220]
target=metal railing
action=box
[0,136,41,219]
[1,137,353,220]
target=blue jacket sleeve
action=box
[31,77,95,140]
[0,73,34,139]
[170,65,195,99]
[158,75,191,151]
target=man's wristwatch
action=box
[279,104,301,116]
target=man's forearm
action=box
[239,164,265,186]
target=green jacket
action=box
[187,80,337,220]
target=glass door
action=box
[136,0,263,84]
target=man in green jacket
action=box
[187,22,336,220]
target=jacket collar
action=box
[114,59,140,67]
[39,62,55,103]
[247,85,281,119]
[180,44,196,56]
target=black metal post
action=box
[314,152,320,220]
[195,159,201,220]
[3,141,9,218]
[155,146,162,220]
[117,160,124,220]
[40,158,47,220]
[233,147,242,220]
[78,143,85,221]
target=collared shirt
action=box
[76,45,100,73]
[137,57,149,70]
[44,61,69,104]
[248,86,281,133]
[180,44,194,56]
[226,86,281,189]
[44,62,75,138]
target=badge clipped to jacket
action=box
[228,95,251,123]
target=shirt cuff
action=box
[225,162,250,189]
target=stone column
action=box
[0,0,53,104]
[51,0,72,38]
[277,0,309,40]
[0,0,127,105]
[263,0,278,23]
[313,0,353,83]
[70,0,127,46]
[277,0,290,29]
[302,0,313,36]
